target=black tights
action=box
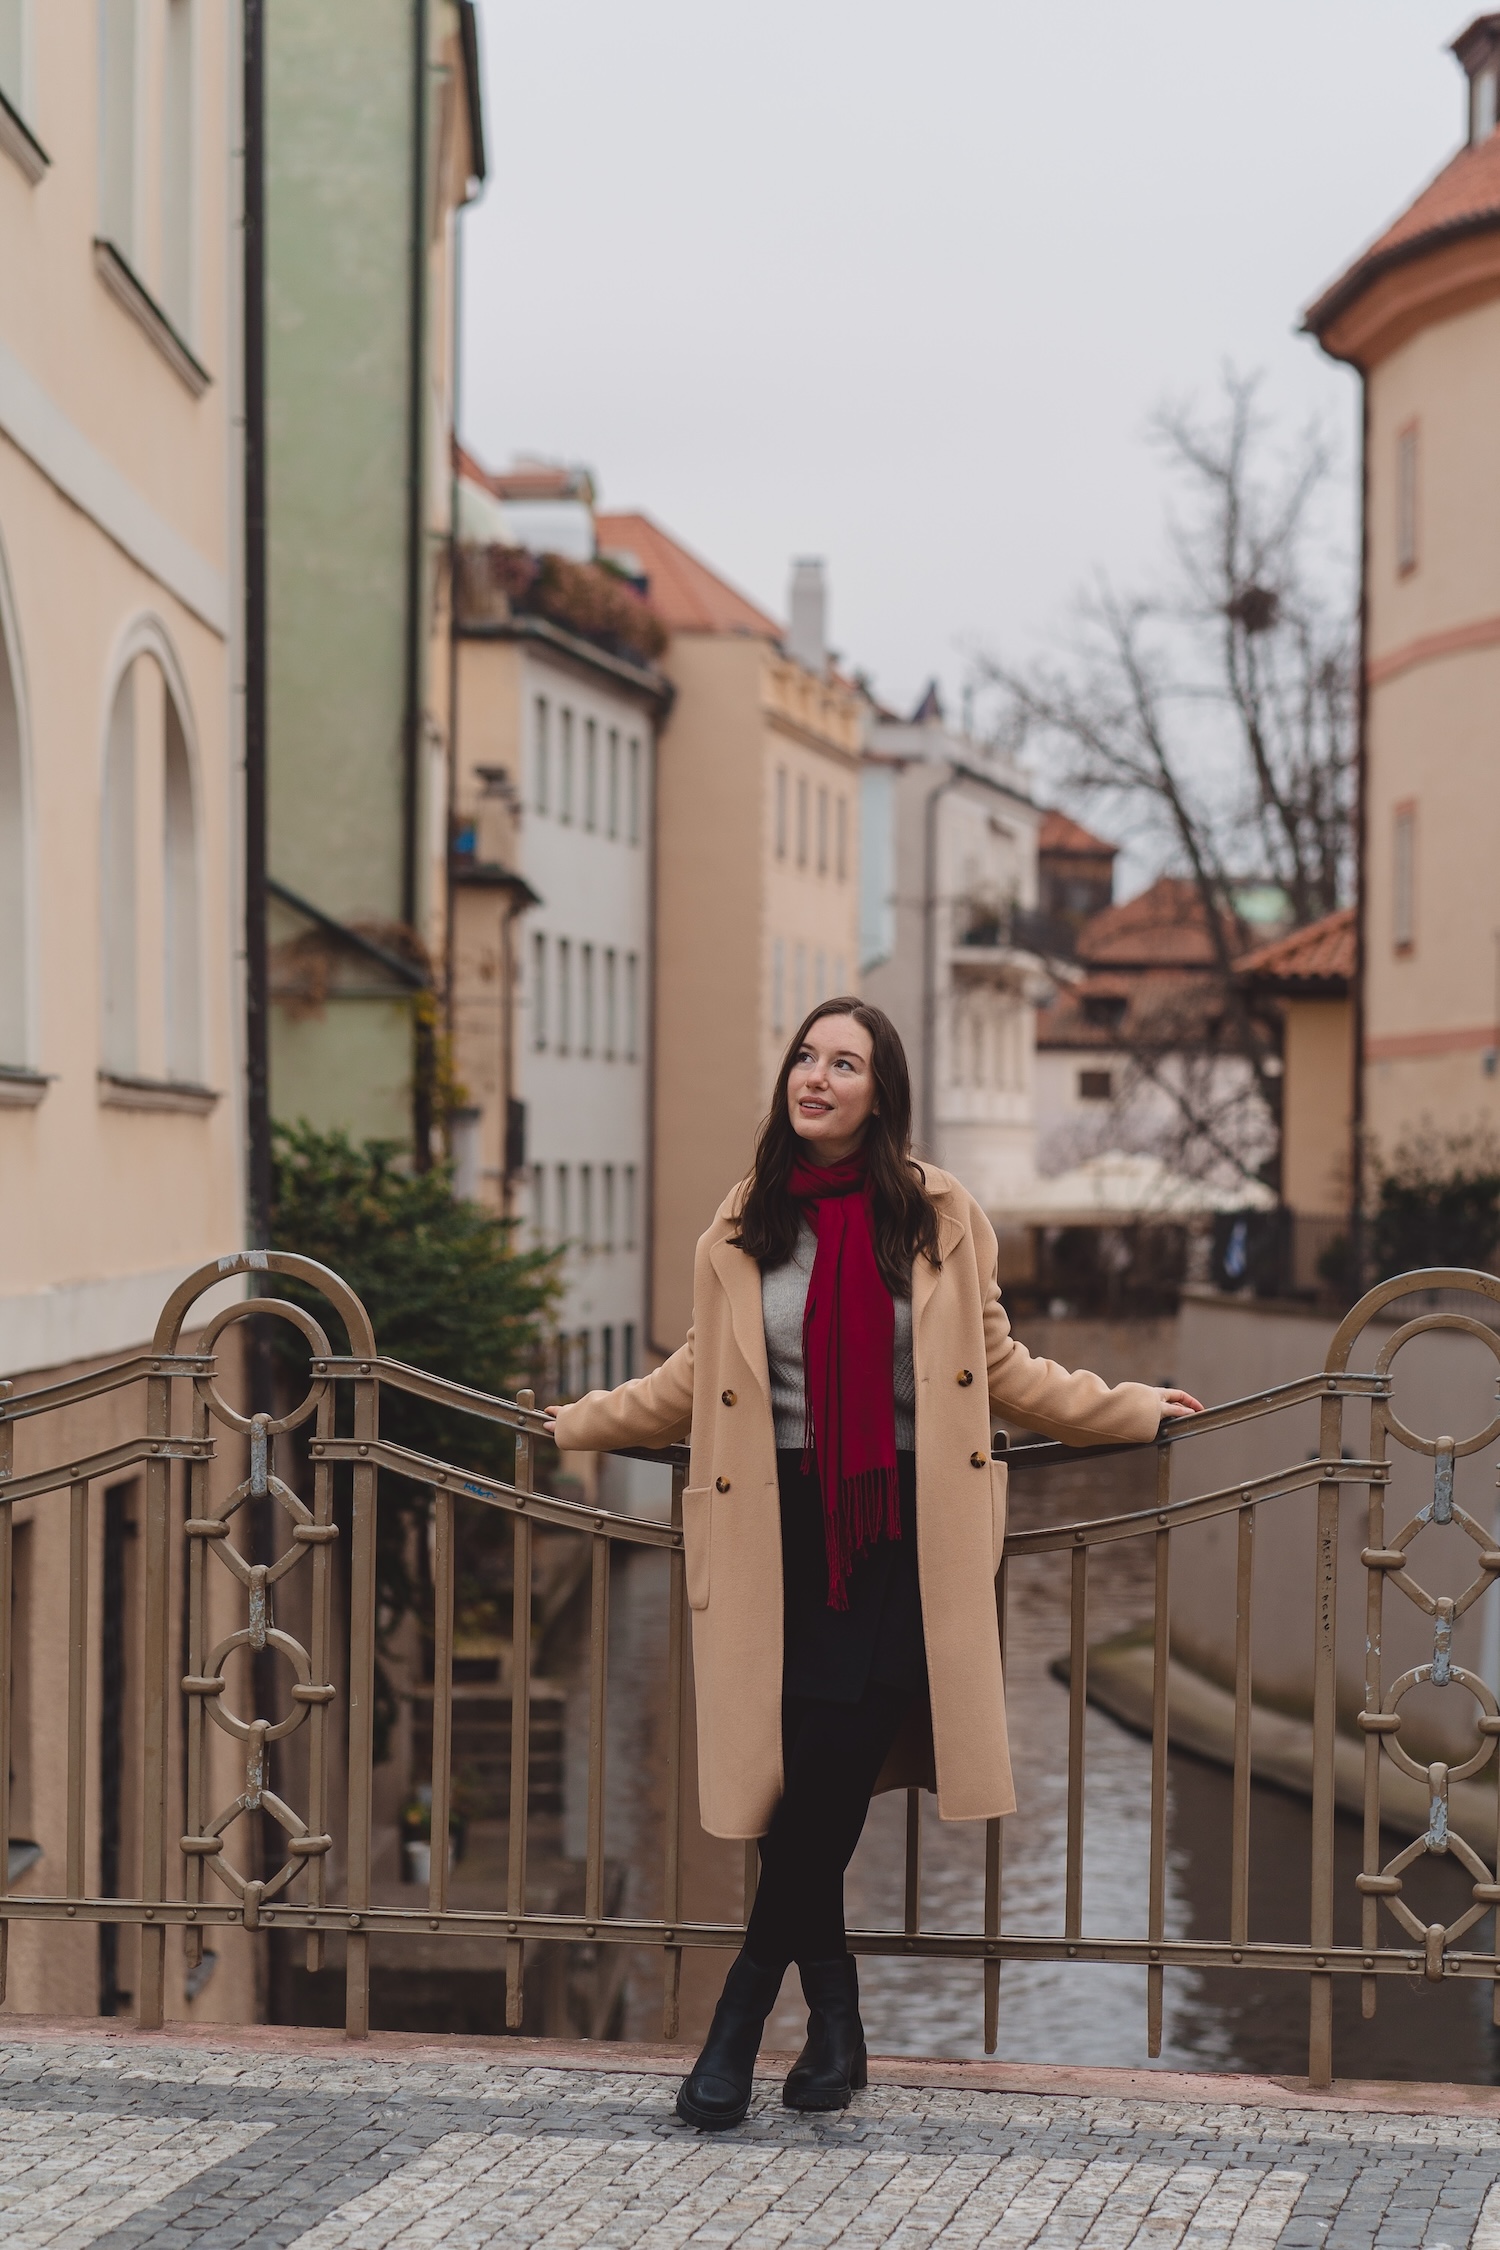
[743,1681,915,1973]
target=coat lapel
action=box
[709,1235,772,1401]
[912,1206,964,1338]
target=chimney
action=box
[786,558,827,675]
[1453,14,1500,142]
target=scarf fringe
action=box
[823,1464,903,1612]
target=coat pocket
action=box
[682,1484,712,1610]
[989,1460,1009,1577]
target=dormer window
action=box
[1475,65,1498,141]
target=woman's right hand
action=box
[541,1405,561,1438]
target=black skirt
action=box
[777,1448,926,1705]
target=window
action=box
[559,707,574,822]
[1078,1069,1113,1102]
[796,777,808,867]
[579,942,594,1055]
[816,788,828,874]
[834,955,846,996]
[579,1165,594,1254]
[794,943,807,1023]
[584,717,597,830]
[607,727,620,837]
[534,697,550,812]
[772,939,785,1034]
[602,1164,616,1252]
[814,949,826,1003]
[775,768,788,859]
[531,1163,545,1241]
[602,1326,614,1388]
[836,796,848,881]
[531,932,547,1048]
[1393,800,1417,952]
[628,735,641,843]
[160,0,194,334]
[1476,65,1499,143]
[557,938,572,1052]
[603,948,617,1058]
[576,1328,592,1392]
[625,952,639,1060]
[623,1323,637,1381]
[1397,424,1419,576]
[623,1164,638,1249]
[101,642,201,1083]
[0,543,28,1066]
[555,1164,570,1244]
[98,0,139,257]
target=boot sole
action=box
[675,2084,752,2132]
[782,2051,868,2110]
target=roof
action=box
[1036,965,1223,1052]
[1235,905,1355,994]
[1304,131,1500,338]
[1039,808,1118,859]
[457,444,596,506]
[1076,875,1228,971]
[594,512,781,638]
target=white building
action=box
[451,467,670,1426]
[859,688,1045,1213]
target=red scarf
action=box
[787,1150,900,1609]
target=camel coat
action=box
[553,1167,1162,1838]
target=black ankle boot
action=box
[783,1954,868,2111]
[676,1951,783,2130]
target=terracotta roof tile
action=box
[1236,906,1355,991]
[456,443,595,505]
[1305,132,1500,334]
[1039,808,1118,858]
[594,512,781,639]
[1076,875,1228,970]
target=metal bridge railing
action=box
[1,1252,1498,2087]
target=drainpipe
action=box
[243,0,269,1250]
[921,764,963,1162]
[1350,375,1370,1284]
[403,0,431,1157]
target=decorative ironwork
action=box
[1,1252,1498,2088]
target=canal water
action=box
[567,1441,1500,2085]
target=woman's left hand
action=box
[1156,1387,1204,1420]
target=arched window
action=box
[100,629,203,1087]
[0,538,29,1070]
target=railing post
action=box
[0,1379,11,2005]
[137,1368,173,2028]
[1146,1448,1171,2058]
[983,1553,1007,2054]
[66,1479,90,1900]
[1230,1497,1255,1949]
[662,1454,687,2040]
[344,1360,379,2038]
[505,1392,534,2029]
[428,1489,454,1921]
[1308,1387,1343,2087]
[1064,1540,1089,1941]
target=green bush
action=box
[1369,1127,1500,1281]
[269,1121,560,1755]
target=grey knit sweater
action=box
[760,1222,916,1452]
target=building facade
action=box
[1306,14,1500,1178]
[859,692,1043,1213]
[263,0,484,1149]
[593,519,862,1354]
[449,468,671,1411]
[0,0,256,2023]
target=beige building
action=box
[0,2,257,2020]
[593,518,862,1353]
[1307,14,1500,1174]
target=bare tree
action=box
[978,369,1355,1182]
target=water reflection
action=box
[588,1449,1500,2082]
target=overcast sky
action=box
[461,1,1466,725]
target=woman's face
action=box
[786,1014,877,1164]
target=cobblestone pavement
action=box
[5,2027,1500,2248]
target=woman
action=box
[549,999,1200,2130]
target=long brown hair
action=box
[733,998,940,1294]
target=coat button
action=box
[721,1389,736,1406]
[970,1451,987,1469]
[715,1476,731,1492]
[956,1369,973,1386]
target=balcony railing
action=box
[1,1253,1498,2086]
